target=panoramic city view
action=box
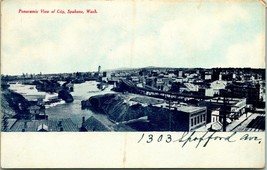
[1,66,265,132]
[1,2,265,132]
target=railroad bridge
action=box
[117,79,213,101]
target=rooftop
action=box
[155,102,206,114]
[9,118,78,132]
[176,105,206,114]
[210,80,227,89]
[206,97,246,105]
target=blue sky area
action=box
[1,0,265,75]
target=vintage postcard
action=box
[1,0,266,168]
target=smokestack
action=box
[24,122,27,129]
[98,65,101,74]
[82,117,85,124]
[58,120,62,127]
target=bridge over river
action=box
[118,79,214,101]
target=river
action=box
[9,81,115,126]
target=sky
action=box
[1,0,265,75]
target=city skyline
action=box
[1,65,266,77]
[1,1,265,75]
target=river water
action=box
[9,81,115,126]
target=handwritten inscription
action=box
[18,9,97,14]
[137,132,263,148]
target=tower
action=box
[98,65,101,75]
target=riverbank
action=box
[2,81,121,131]
[1,89,17,118]
[83,93,173,131]
[1,88,32,119]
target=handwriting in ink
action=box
[137,132,263,148]
[174,131,237,148]
[240,134,262,144]
[137,133,172,143]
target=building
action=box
[8,118,78,132]
[221,73,231,81]
[28,105,42,115]
[37,124,49,132]
[154,103,207,131]
[173,105,207,131]
[226,82,260,106]
[211,68,221,81]
[80,116,112,131]
[130,76,140,83]
[198,80,227,97]
[200,97,247,131]
[28,105,47,120]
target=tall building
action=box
[226,82,260,106]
